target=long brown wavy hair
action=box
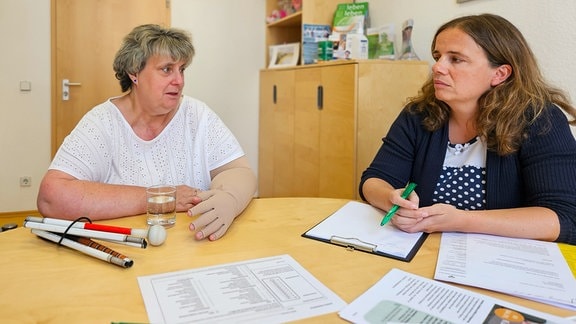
[409,14,576,155]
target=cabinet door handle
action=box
[317,85,323,110]
[273,85,277,104]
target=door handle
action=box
[62,79,82,101]
[317,85,323,110]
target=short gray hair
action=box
[113,24,195,92]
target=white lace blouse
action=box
[49,95,245,190]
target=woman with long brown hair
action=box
[361,14,576,244]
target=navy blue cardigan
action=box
[360,103,576,244]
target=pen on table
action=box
[25,216,148,238]
[23,221,147,248]
[31,229,133,268]
[380,182,418,226]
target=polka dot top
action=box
[432,137,487,210]
[49,96,245,189]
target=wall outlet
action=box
[20,176,32,187]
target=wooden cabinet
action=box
[259,69,296,197]
[293,63,356,198]
[258,60,430,199]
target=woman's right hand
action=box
[388,187,426,228]
[175,185,202,212]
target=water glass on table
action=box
[146,185,176,227]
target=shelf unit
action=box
[265,0,347,65]
[259,1,431,199]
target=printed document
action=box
[137,254,346,323]
[435,232,576,311]
[339,268,571,324]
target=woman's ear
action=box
[491,64,512,86]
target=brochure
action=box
[340,268,571,324]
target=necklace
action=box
[448,137,478,155]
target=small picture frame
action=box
[268,43,300,68]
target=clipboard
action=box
[302,201,428,262]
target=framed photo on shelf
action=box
[268,43,300,68]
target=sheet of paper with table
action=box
[302,201,428,262]
[435,232,576,311]
[137,254,346,323]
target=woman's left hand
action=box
[187,189,238,241]
[392,203,462,233]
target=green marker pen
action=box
[380,182,417,226]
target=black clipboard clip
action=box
[330,236,377,253]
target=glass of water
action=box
[146,185,177,227]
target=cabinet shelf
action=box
[265,0,345,66]
[267,11,302,28]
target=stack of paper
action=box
[434,232,576,311]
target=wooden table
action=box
[0,198,574,323]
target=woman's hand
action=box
[187,189,238,241]
[175,185,203,212]
[386,186,425,227]
[392,203,461,233]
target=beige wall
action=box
[173,0,265,186]
[0,0,51,212]
[1,0,575,212]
